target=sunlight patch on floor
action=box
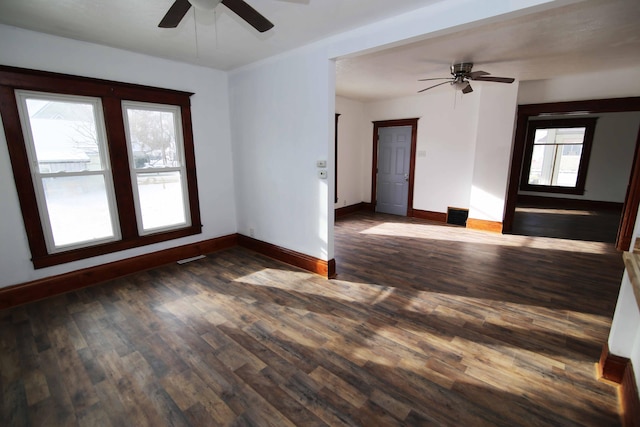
[231,268,610,345]
[234,268,392,305]
[516,207,597,216]
[360,222,612,254]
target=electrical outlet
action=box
[318,169,327,179]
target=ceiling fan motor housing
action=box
[451,62,474,77]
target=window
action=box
[16,91,121,252]
[122,102,189,234]
[0,66,201,268]
[520,118,597,195]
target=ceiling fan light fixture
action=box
[452,79,466,89]
[159,0,274,32]
[188,0,222,11]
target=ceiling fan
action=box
[159,0,274,33]
[418,63,515,94]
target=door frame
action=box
[502,97,640,251]
[371,118,419,216]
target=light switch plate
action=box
[316,160,327,168]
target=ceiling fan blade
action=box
[467,71,489,79]
[418,77,452,82]
[472,76,515,83]
[418,80,452,93]
[221,0,274,32]
[159,0,192,28]
[462,82,473,94]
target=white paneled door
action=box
[376,125,412,216]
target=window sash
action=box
[122,101,191,235]
[15,90,121,253]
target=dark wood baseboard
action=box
[0,234,238,310]
[335,202,368,218]
[599,343,628,384]
[0,232,337,309]
[237,235,334,278]
[362,202,375,212]
[622,360,640,427]
[466,218,503,233]
[517,195,624,211]
[412,209,447,223]
[598,344,640,426]
[327,258,337,279]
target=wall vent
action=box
[447,207,469,227]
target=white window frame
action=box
[15,90,121,253]
[121,101,191,236]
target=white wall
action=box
[229,49,335,261]
[609,271,640,373]
[518,66,640,105]
[0,25,237,288]
[585,113,640,202]
[469,83,520,222]
[608,205,640,388]
[335,96,369,207]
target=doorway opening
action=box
[503,97,640,250]
[371,118,418,216]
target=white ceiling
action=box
[0,0,440,71]
[337,0,640,100]
[0,0,639,102]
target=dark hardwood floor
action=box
[511,203,623,243]
[1,212,625,426]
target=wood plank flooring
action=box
[1,212,625,426]
[511,203,623,243]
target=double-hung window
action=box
[0,66,201,268]
[122,102,190,234]
[520,118,597,195]
[16,91,121,252]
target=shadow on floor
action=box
[510,204,622,243]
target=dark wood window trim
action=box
[0,65,202,268]
[519,117,597,195]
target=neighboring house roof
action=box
[29,103,96,164]
[31,101,94,121]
